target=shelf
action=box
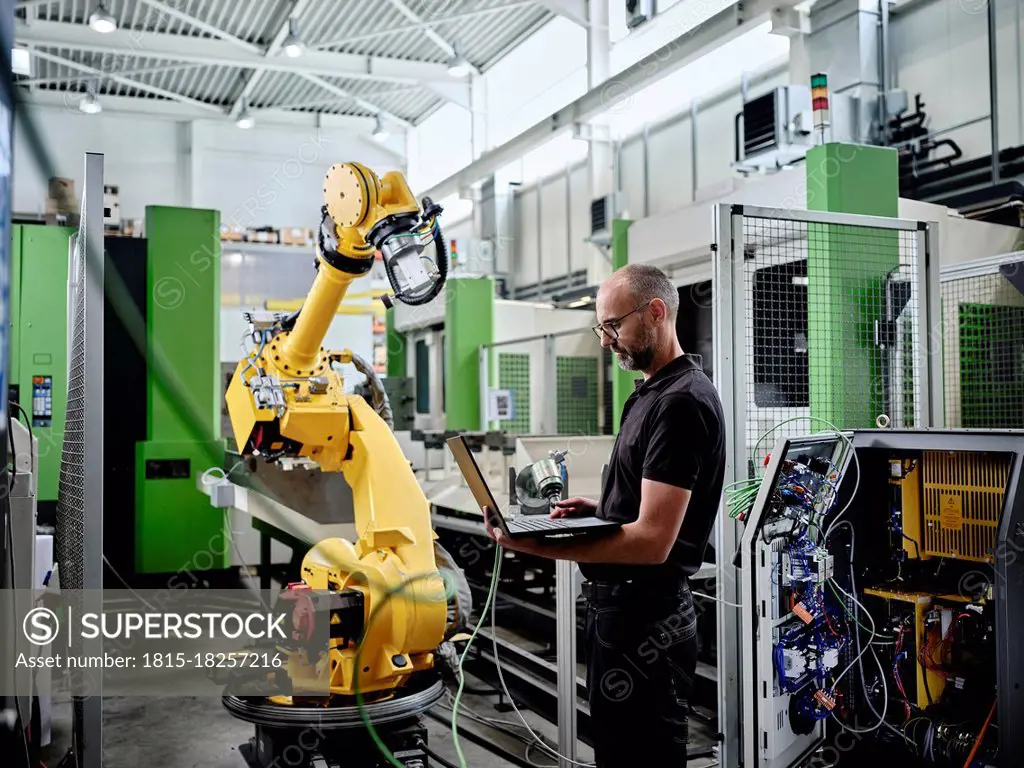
[220,240,316,257]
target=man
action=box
[485,263,726,766]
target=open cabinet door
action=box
[739,433,855,768]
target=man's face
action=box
[595,281,655,371]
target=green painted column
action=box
[444,276,494,431]
[610,219,642,434]
[805,142,899,428]
[136,205,226,573]
[385,310,407,378]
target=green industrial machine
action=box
[8,207,225,578]
[8,224,75,521]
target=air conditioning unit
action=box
[734,85,815,173]
[588,192,625,246]
[626,0,654,29]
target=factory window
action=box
[415,340,430,414]
[752,260,809,408]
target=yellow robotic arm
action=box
[224,162,455,701]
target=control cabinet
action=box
[738,430,1024,767]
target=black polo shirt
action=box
[581,353,725,584]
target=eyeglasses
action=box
[592,301,651,341]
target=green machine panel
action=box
[11,225,76,504]
[610,219,642,433]
[444,276,494,431]
[136,205,225,574]
[136,440,226,574]
[805,143,900,429]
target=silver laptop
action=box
[447,435,620,540]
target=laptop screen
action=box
[446,435,509,533]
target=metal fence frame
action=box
[939,250,1024,430]
[58,152,105,768]
[478,327,605,435]
[710,203,942,768]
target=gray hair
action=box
[612,264,679,318]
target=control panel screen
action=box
[32,375,52,427]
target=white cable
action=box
[200,461,272,611]
[824,432,861,539]
[692,590,743,609]
[488,555,597,768]
[829,645,890,735]
[828,577,874,685]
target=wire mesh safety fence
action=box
[940,258,1024,429]
[715,206,937,478]
[479,330,605,436]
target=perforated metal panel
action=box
[922,450,1009,563]
[498,352,530,433]
[56,227,86,593]
[556,356,598,435]
[941,268,1024,429]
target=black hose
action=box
[384,221,448,306]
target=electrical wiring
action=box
[692,589,743,608]
[435,693,560,767]
[352,568,464,768]
[744,416,861,541]
[827,579,875,691]
[486,547,598,768]
[448,544,503,768]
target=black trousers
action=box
[582,579,698,767]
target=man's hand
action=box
[483,507,537,555]
[550,496,597,518]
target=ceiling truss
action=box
[12,1,558,135]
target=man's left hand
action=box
[483,507,535,554]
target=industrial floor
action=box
[38,673,719,767]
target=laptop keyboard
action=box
[509,516,603,531]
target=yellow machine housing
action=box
[225,162,449,701]
[889,451,1010,564]
[863,587,974,709]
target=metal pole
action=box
[642,123,650,217]
[988,0,1000,183]
[555,559,578,767]
[691,100,699,201]
[712,204,742,768]
[479,346,490,431]
[879,0,890,145]
[82,150,105,768]
[536,186,543,295]
[543,335,558,434]
[565,167,573,274]
[921,224,943,427]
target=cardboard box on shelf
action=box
[246,227,280,244]
[45,197,79,215]
[280,227,313,246]
[220,224,245,241]
[48,177,75,201]
[103,185,121,228]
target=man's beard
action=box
[612,327,655,371]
